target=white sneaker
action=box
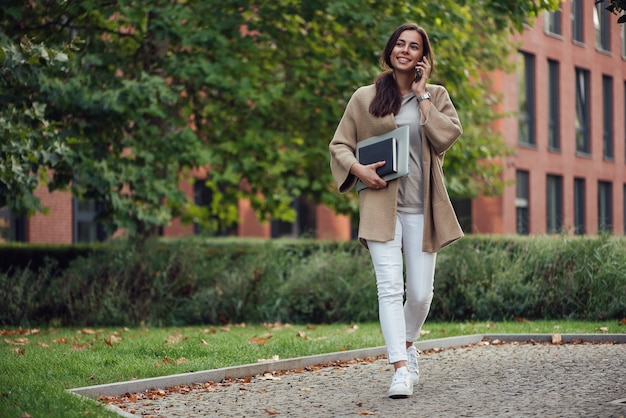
[388,366,413,399]
[406,345,420,385]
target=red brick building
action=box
[2,0,625,243]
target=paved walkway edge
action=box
[69,333,625,401]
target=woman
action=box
[329,23,463,399]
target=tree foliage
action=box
[0,0,559,237]
[596,0,626,23]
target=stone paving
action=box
[92,336,626,418]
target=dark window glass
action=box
[518,52,536,146]
[598,181,613,233]
[546,175,563,233]
[594,2,611,51]
[574,178,586,235]
[271,197,317,238]
[575,68,590,154]
[516,170,530,234]
[548,59,560,150]
[603,75,614,159]
[73,199,106,243]
[545,8,562,34]
[572,0,584,43]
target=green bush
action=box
[0,235,624,326]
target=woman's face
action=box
[390,30,425,74]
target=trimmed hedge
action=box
[0,235,624,326]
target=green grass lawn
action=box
[1,320,624,418]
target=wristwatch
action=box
[416,92,431,103]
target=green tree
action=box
[596,0,626,23]
[1,0,559,237]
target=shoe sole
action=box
[389,393,412,399]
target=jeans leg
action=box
[367,218,406,364]
[400,213,437,342]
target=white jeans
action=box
[367,212,437,364]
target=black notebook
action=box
[357,137,398,177]
[355,125,410,192]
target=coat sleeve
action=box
[329,93,360,193]
[420,85,463,156]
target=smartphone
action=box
[415,56,427,81]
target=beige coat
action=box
[329,83,463,253]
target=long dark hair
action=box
[369,23,436,117]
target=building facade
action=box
[1,0,625,244]
[474,0,626,236]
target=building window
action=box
[572,0,584,43]
[73,199,106,243]
[0,207,26,242]
[516,170,530,235]
[192,179,237,236]
[271,197,317,238]
[575,67,590,155]
[574,178,586,235]
[602,75,614,160]
[517,52,536,146]
[598,181,613,233]
[594,2,611,51]
[545,7,562,35]
[547,59,560,150]
[546,175,563,234]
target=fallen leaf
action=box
[80,328,97,335]
[420,329,431,336]
[551,334,562,344]
[259,372,281,381]
[19,413,31,418]
[175,357,188,364]
[358,412,376,415]
[201,339,209,345]
[4,338,29,345]
[346,325,359,333]
[249,335,272,345]
[264,409,280,415]
[619,318,626,326]
[11,348,25,356]
[51,338,69,344]
[295,331,307,339]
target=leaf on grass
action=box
[346,325,359,333]
[79,328,97,335]
[37,343,49,348]
[258,355,279,362]
[249,334,272,345]
[420,329,431,336]
[51,338,69,344]
[219,326,231,332]
[4,338,29,345]
[72,342,90,351]
[164,331,187,344]
[201,339,209,345]
[19,413,31,418]
[596,327,608,334]
[619,318,626,326]
[202,328,217,334]
[11,348,25,356]
[175,357,188,364]
[295,331,308,339]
